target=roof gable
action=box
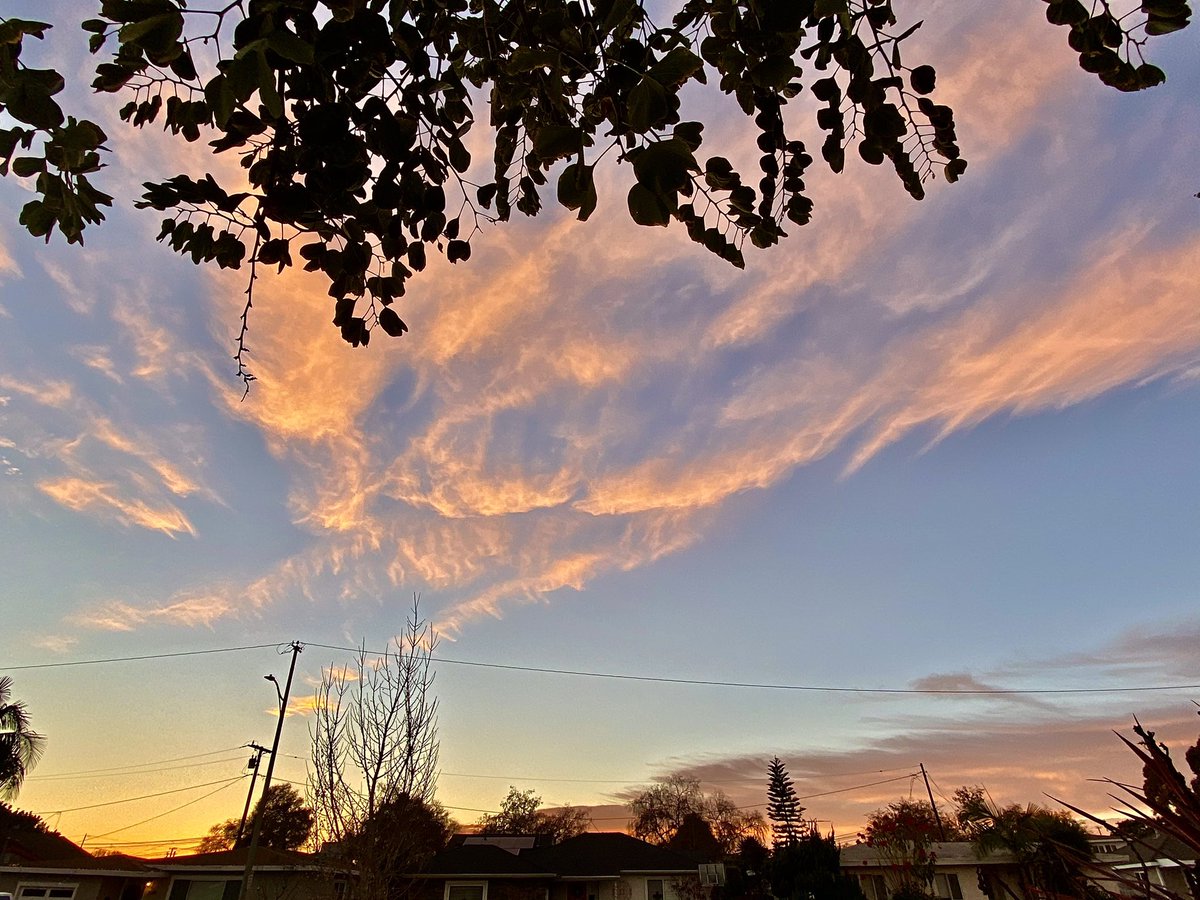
[0,830,92,865]
[423,833,700,880]
[526,833,700,877]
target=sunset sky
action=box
[2,0,1199,857]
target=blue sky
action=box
[2,0,1199,855]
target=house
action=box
[840,841,1020,900]
[412,833,705,900]
[1,822,348,900]
[1089,832,1198,899]
[140,848,348,900]
[0,828,152,900]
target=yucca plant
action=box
[1056,709,1200,900]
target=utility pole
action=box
[919,763,946,841]
[238,641,303,900]
[235,743,271,847]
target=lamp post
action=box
[237,641,303,900]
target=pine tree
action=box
[767,757,805,850]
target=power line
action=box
[798,773,920,801]
[433,763,918,786]
[37,776,247,814]
[291,773,925,822]
[76,835,209,847]
[306,641,1200,696]
[86,778,246,841]
[5,644,280,671]
[30,755,248,781]
[12,639,1198,695]
[27,746,247,779]
[735,773,920,809]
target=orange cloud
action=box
[649,702,1200,840]
[846,230,1200,471]
[0,235,21,279]
[42,258,95,315]
[71,591,235,630]
[59,1,1197,644]
[38,476,196,536]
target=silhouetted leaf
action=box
[909,65,936,94]
[627,182,672,226]
[628,76,668,132]
[557,161,597,220]
[378,307,408,337]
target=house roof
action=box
[421,843,555,878]
[142,847,329,872]
[840,841,1019,868]
[1105,831,1199,867]
[0,832,150,879]
[1,853,152,878]
[0,830,92,865]
[421,833,700,881]
[532,833,700,877]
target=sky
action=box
[1,0,1199,858]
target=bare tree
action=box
[307,598,440,848]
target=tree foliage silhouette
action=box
[629,773,765,856]
[354,793,454,900]
[475,786,591,844]
[0,0,1190,387]
[198,783,314,852]
[0,801,49,835]
[771,829,865,900]
[861,799,952,899]
[767,756,804,850]
[954,787,1092,900]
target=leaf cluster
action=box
[1042,0,1189,91]
[0,676,44,801]
[0,19,113,245]
[0,0,1190,388]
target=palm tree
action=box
[0,677,45,799]
[955,788,1092,900]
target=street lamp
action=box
[238,642,303,900]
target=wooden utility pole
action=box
[235,742,270,847]
[238,641,303,900]
[920,763,946,841]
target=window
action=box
[646,880,665,900]
[17,886,77,900]
[165,880,239,900]
[857,875,888,900]
[445,882,486,900]
[934,875,963,900]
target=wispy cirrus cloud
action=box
[42,258,95,315]
[54,0,1200,645]
[38,476,196,536]
[0,236,21,280]
[0,370,216,536]
[70,345,124,383]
